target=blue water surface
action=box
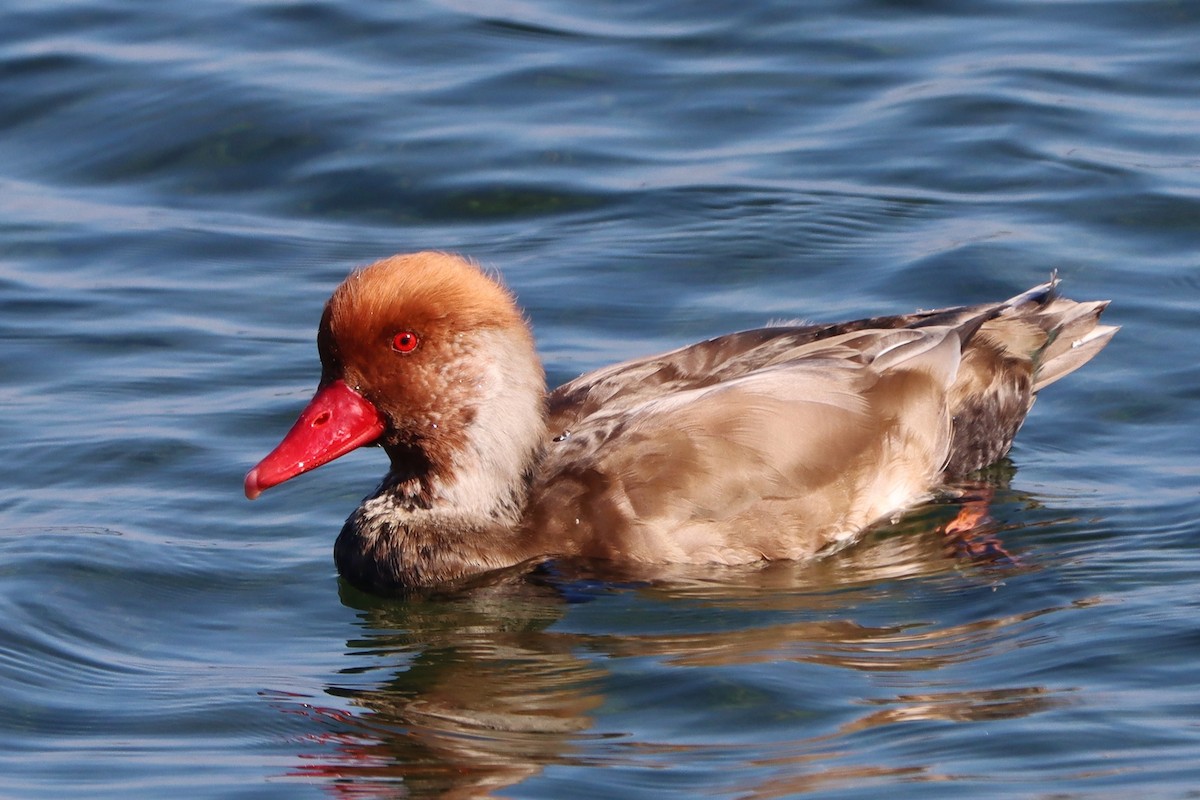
[2,0,1198,797]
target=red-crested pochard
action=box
[245,252,1116,594]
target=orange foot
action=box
[940,487,1017,564]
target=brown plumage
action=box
[245,252,1117,594]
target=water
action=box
[2,0,1198,797]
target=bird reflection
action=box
[281,478,1082,799]
[285,578,606,798]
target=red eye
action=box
[391,331,420,353]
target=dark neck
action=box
[333,446,544,594]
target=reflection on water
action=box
[285,581,603,798]
[278,487,1083,798]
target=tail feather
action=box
[1000,277,1059,311]
[995,278,1117,393]
[942,277,1115,476]
[1034,311,1119,391]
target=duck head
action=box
[244,252,547,516]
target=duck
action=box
[244,251,1117,594]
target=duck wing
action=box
[547,313,946,435]
[527,280,1116,563]
[546,279,1117,476]
[528,320,971,564]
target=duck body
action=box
[245,252,1117,594]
